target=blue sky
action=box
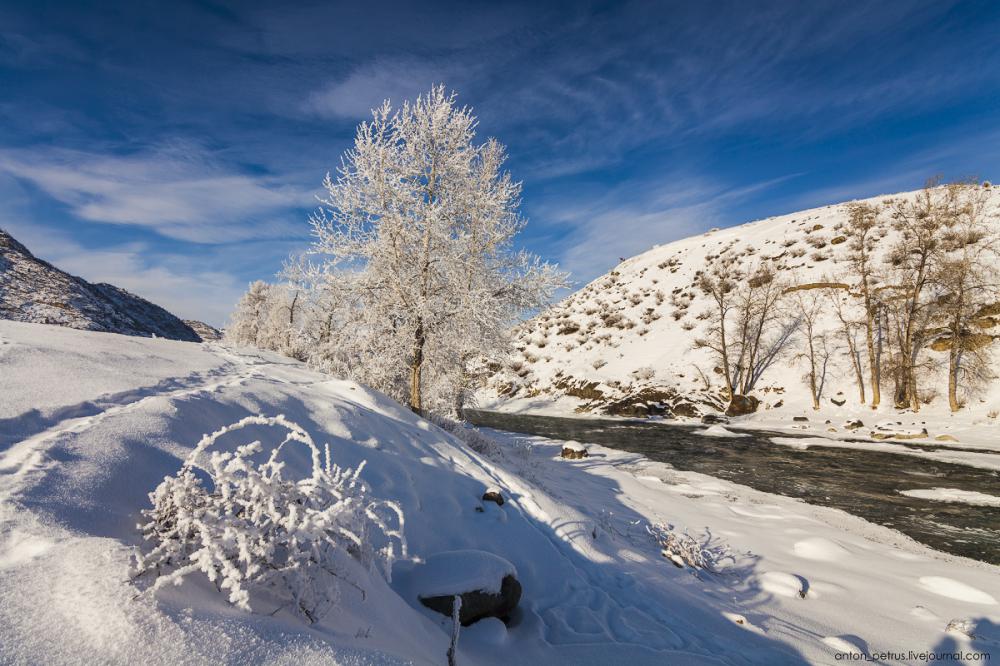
[2,0,999,326]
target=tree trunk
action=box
[409,320,425,414]
[948,342,961,412]
[849,343,866,405]
[948,360,960,412]
[865,315,881,409]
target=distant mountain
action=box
[0,228,201,342]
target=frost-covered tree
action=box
[226,280,309,361]
[226,280,271,347]
[307,86,566,413]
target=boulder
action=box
[792,416,809,422]
[700,413,729,425]
[415,551,522,626]
[844,419,865,430]
[725,394,760,417]
[830,397,846,406]
[482,487,504,506]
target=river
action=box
[465,410,1000,565]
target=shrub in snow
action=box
[133,415,406,623]
[427,413,503,458]
[632,366,656,381]
[646,523,734,573]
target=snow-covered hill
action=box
[479,186,1000,424]
[2,320,998,664]
[0,228,201,341]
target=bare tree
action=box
[791,289,832,410]
[885,182,963,410]
[695,257,791,410]
[826,286,867,405]
[934,183,999,411]
[843,202,884,409]
[694,256,740,398]
[731,262,790,395]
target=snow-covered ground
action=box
[2,320,998,664]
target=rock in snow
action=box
[415,551,522,626]
[0,228,201,341]
[560,440,588,459]
[482,487,505,506]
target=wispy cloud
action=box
[303,57,474,120]
[534,173,798,285]
[0,144,313,243]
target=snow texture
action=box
[407,550,516,598]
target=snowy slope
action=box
[0,228,201,341]
[2,320,998,665]
[478,186,1000,425]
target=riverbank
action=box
[476,423,1000,663]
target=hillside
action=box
[0,228,201,341]
[2,320,997,664]
[478,185,1000,425]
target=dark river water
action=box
[465,410,1000,565]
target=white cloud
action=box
[0,145,313,243]
[303,58,467,120]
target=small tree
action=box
[695,256,792,408]
[226,280,274,347]
[826,285,867,405]
[792,288,831,410]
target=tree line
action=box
[695,180,999,413]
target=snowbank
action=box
[899,488,1000,507]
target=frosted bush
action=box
[646,523,734,573]
[133,415,406,623]
[428,413,502,458]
